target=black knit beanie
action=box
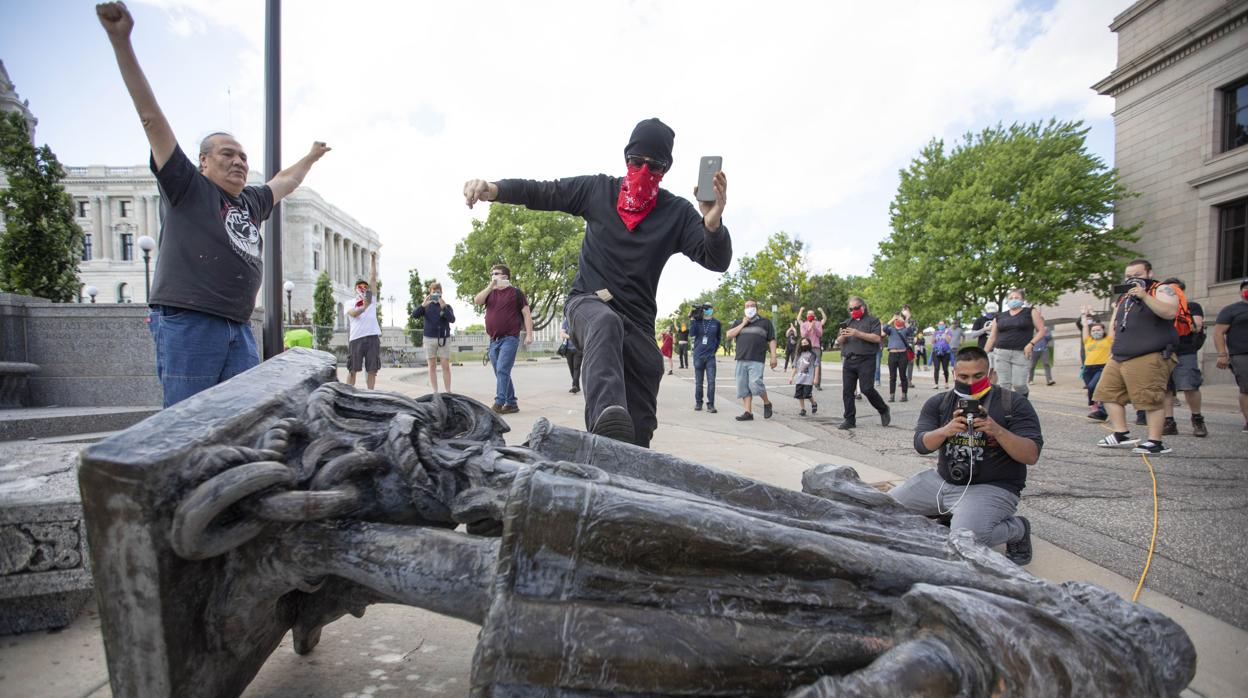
[624,118,675,166]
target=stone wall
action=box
[0,294,263,407]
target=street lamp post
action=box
[137,235,156,303]
[86,286,98,304]
[387,295,395,327]
[283,280,295,325]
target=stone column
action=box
[99,195,113,260]
[91,194,103,260]
[149,195,160,237]
[137,196,148,238]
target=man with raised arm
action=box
[463,118,730,447]
[97,2,331,407]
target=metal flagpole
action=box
[261,0,283,359]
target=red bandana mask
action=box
[850,308,865,320]
[617,164,664,231]
[1242,289,1248,302]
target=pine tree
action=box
[0,112,83,301]
[312,271,335,350]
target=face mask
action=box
[849,307,864,320]
[1006,299,1023,310]
[745,307,758,318]
[1242,289,1248,302]
[893,319,905,328]
[1091,330,1105,340]
[703,309,713,318]
[937,323,946,330]
[801,344,811,352]
[616,163,664,231]
[806,314,815,321]
[954,376,992,400]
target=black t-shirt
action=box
[839,315,882,356]
[1176,301,1205,355]
[1215,301,1248,355]
[1111,288,1179,361]
[728,316,776,363]
[495,176,732,333]
[148,146,274,323]
[972,315,993,348]
[913,387,1043,495]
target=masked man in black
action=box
[463,119,731,447]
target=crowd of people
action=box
[98,0,1248,574]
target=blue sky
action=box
[1,0,1129,322]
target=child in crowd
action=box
[789,338,819,416]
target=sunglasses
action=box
[848,305,863,311]
[626,155,669,174]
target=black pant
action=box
[887,351,910,395]
[677,341,689,368]
[842,353,888,422]
[932,353,951,385]
[565,350,582,390]
[566,294,664,448]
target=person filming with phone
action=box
[888,347,1042,566]
[462,118,731,447]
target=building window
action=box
[77,200,89,218]
[313,250,320,271]
[117,282,131,304]
[82,234,92,261]
[1223,76,1248,153]
[121,232,134,261]
[119,200,131,218]
[1217,198,1248,282]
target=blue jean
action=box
[693,353,717,407]
[488,335,519,408]
[148,305,259,408]
[1084,364,1105,405]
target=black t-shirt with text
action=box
[913,387,1044,495]
[1215,301,1248,355]
[728,316,776,363]
[148,146,274,323]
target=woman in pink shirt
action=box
[797,307,827,389]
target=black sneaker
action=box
[694,404,703,411]
[591,405,635,445]
[888,394,896,403]
[1086,408,1108,421]
[880,407,891,427]
[799,409,807,416]
[1192,414,1208,438]
[838,420,856,430]
[900,394,908,403]
[1133,440,1171,455]
[1006,516,1033,566]
[569,386,580,394]
[1135,410,1147,426]
[707,405,717,414]
[811,403,818,414]
[855,393,863,400]
[735,412,754,421]
[763,403,773,419]
[1162,417,1178,436]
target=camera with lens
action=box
[1111,277,1151,296]
[948,462,971,485]
[690,303,712,319]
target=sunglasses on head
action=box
[626,155,669,174]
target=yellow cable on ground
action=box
[1133,453,1160,602]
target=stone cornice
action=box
[1108,0,1164,33]
[1093,1,1248,97]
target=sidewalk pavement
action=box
[1,358,1242,697]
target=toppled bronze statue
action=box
[79,349,1195,697]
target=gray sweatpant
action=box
[888,469,1026,547]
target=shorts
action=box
[426,338,452,362]
[794,383,813,399]
[1233,354,1248,395]
[1093,352,1175,411]
[1167,352,1202,392]
[735,360,767,398]
[348,334,381,373]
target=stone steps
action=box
[0,406,158,442]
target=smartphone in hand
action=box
[696,156,722,202]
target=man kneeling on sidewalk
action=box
[889,347,1042,566]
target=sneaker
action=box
[855,393,863,401]
[815,385,822,391]
[491,403,505,414]
[1086,408,1108,422]
[1192,414,1208,438]
[799,409,807,416]
[569,386,580,394]
[735,412,754,421]
[667,370,673,375]
[900,394,908,403]
[838,420,856,430]
[1098,432,1139,448]
[707,405,717,414]
[763,403,774,419]
[500,404,519,414]
[1135,410,1147,426]
[1133,440,1171,455]
[1162,417,1178,436]
[1046,380,1056,386]
[811,403,818,414]
[888,394,895,403]
[694,404,703,411]
[880,407,891,427]
[1006,517,1033,566]
[591,405,635,445]
[1242,422,1248,433]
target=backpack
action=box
[932,330,952,355]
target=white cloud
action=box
[128,0,1127,322]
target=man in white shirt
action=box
[347,253,382,389]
